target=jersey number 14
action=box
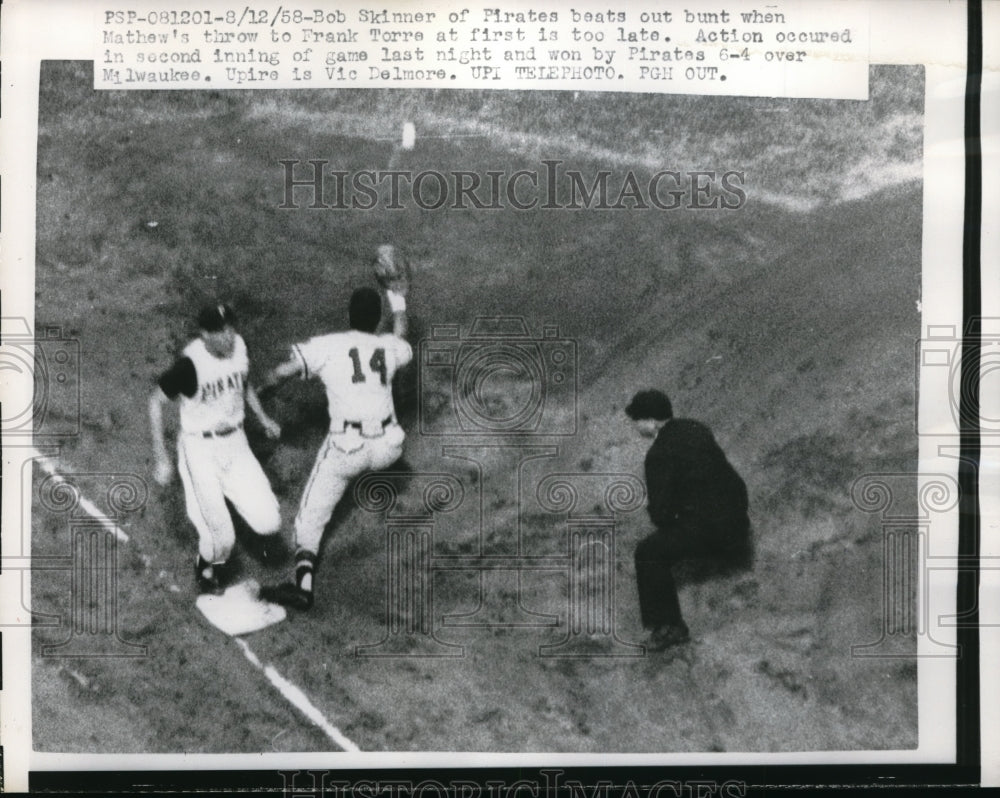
[349,347,387,385]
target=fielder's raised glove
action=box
[372,244,410,295]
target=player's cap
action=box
[625,389,673,421]
[197,303,236,332]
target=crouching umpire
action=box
[626,389,752,651]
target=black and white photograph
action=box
[0,0,995,793]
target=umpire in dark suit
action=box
[626,390,752,650]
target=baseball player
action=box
[260,264,411,611]
[149,303,283,594]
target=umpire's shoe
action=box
[646,622,690,652]
[260,581,314,611]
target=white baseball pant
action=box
[177,428,281,564]
[294,421,406,554]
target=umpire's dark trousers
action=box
[635,514,751,630]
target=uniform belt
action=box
[341,416,393,432]
[202,422,243,438]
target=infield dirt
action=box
[29,63,922,753]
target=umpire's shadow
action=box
[675,527,758,614]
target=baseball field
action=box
[29,61,923,753]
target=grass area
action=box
[31,61,921,754]
[40,63,922,209]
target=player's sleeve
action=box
[157,357,197,399]
[384,334,413,369]
[290,337,326,378]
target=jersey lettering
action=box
[199,370,246,402]
[348,347,365,383]
[295,332,410,428]
[178,336,249,433]
[369,348,387,385]
[348,347,387,386]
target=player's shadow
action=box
[235,440,418,577]
[254,378,330,449]
[673,527,756,583]
[228,500,291,571]
[156,475,281,578]
[317,457,418,569]
[670,526,758,617]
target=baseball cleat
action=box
[259,581,314,611]
[646,623,690,652]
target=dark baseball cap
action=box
[197,303,236,332]
[625,389,673,421]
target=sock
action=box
[295,549,317,593]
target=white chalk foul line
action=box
[234,638,360,752]
[31,448,129,542]
[29,447,360,752]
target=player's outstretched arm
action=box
[385,281,408,340]
[261,356,304,389]
[245,384,281,439]
[148,388,174,486]
[373,244,410,339]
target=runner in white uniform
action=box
[260,282,411,610]
[149,304,282,594]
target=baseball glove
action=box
[259,581,314,611]
[372,244,410,293]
